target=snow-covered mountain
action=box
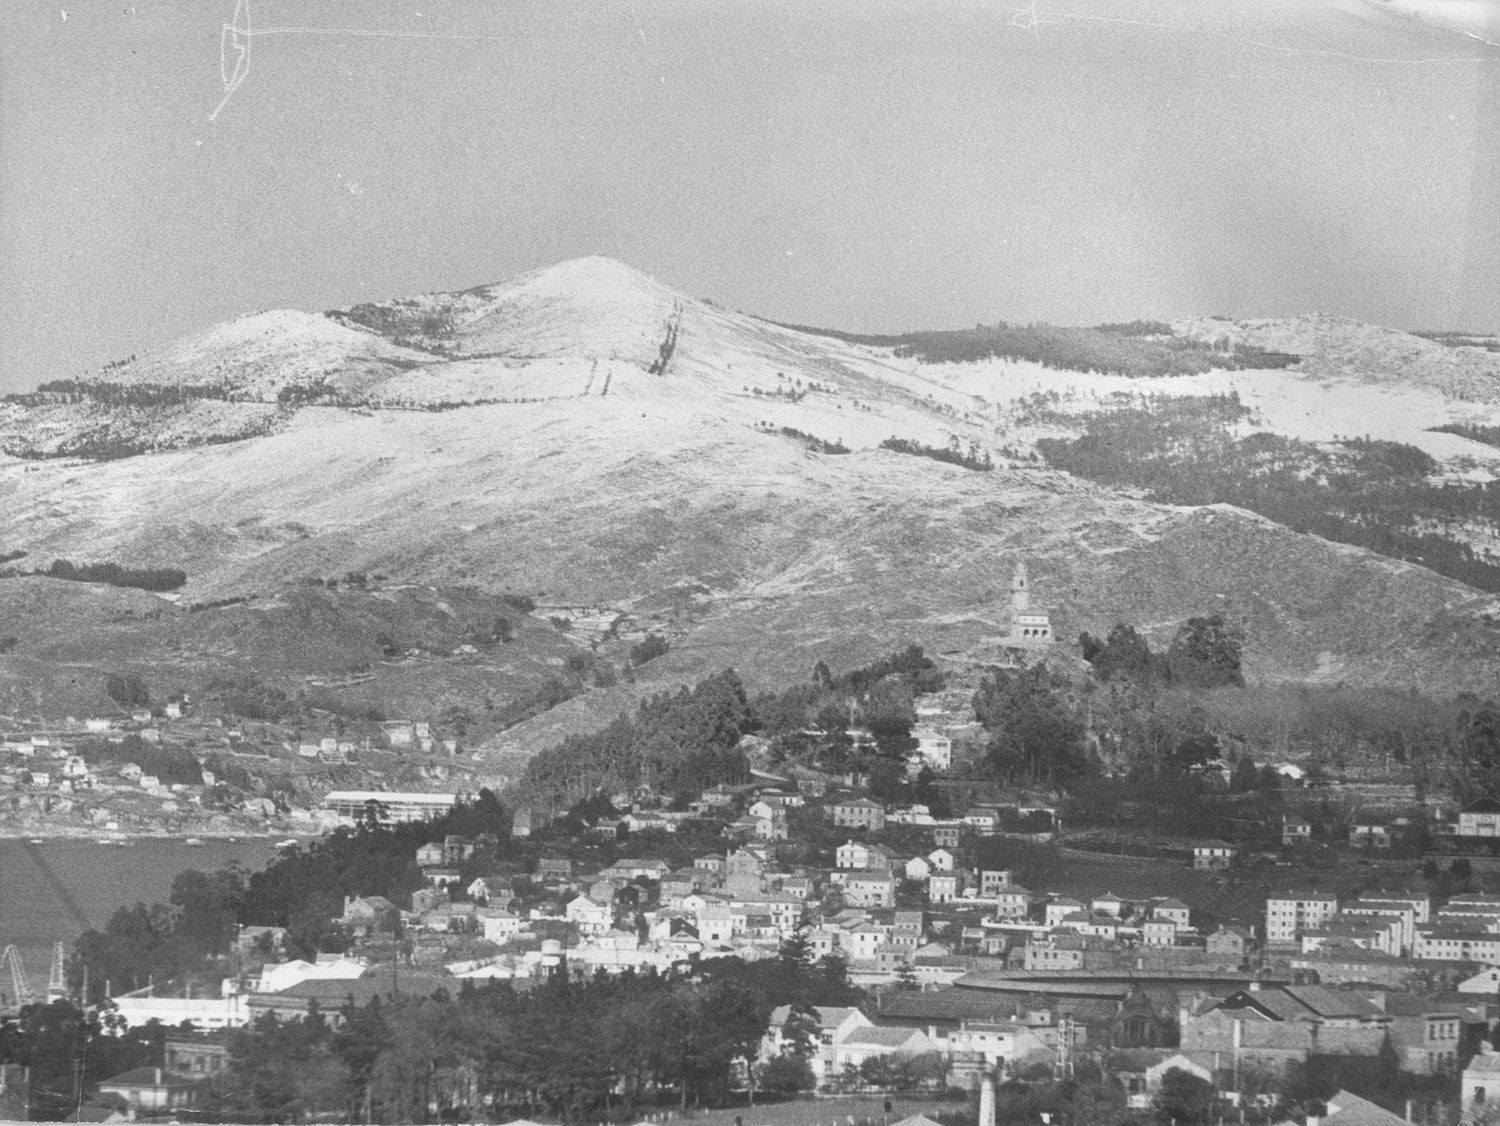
[1,257,1497,712]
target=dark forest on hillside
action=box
[1035,398,1500,591]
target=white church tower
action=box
[1009,560,1052,643]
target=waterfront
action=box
[0,836,282,990]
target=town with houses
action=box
[5,568,1500,1126]
[28,759,1500,1126]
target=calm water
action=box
[0,837,282,989]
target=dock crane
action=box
[1,946,35,1012]
[48,942,66,1002]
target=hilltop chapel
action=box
[1008,561,1053,643]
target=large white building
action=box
[322,790,459,823]
[1265,892,1338,945]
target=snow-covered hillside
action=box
[1,257,1497,704]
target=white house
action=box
[1459,800,1500,838]
[760,1005,872,1081]
[927,848,955,872]
[1192,841,1235,870]
[912,728,953,772]
[480,909,523,943]
[1458,966,1500,994]
[836,840,875,870]
[929,875,959,904]
[1045,898,1084,928]
[565,894,612,936]
[1464,1048,1500,1108]
[834,1026,936,1071]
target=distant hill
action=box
[1,257,1496,772]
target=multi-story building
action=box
[1265,892,1339,945]
[1458,799,1500,838]
[843,873,898,908]
[1413,926,1500,963]
[831,798,886,831]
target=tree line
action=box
[1036,400,1500,591]
[761,318,1299,378]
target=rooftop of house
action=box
[1319,1089,1412,1126]
[842,1025,926,1048]
[767,1004,863,1029]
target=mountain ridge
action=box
[1,257,1497,748]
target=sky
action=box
[0,0,1497,392]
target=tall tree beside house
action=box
[0,1000,160,1120]
[1153,1067,1214,1126]
[759,1052,816,1095]
[779,1004,822,1059]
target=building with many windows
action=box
[323,790,459,823]
[1265,892,1339,945]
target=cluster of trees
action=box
[209,672,294,721]
[276,379,338,404]
[104,672,151,708]
[1079,617,1244,690]
[1037,402,1500,591]
[33,378,228,407]
[754,646,945,772]
[329,301,454,346]
[45,557,187,592]
[880,435,993,472]
[207,940,860,1123]
[766,319,1298,378]
[74,734,205,786]
[518,670,753,805]
[3,414,280,463]
[71,793,514,988]
[71,865,250,997]
[970,618,1258,835]
[516,645,944,812]
[1433,421,1500,450]
[630,632,671,666]
[755,423,850,455]
[973,663,1093,788]
[0,1000,164,1120]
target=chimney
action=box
[155,1067,162,1085]
[979,1071,997,1126]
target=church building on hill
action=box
[1008,561,1053,643]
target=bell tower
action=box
[1011,561,1030,616]
[1008,559,1052,643]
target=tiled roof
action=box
[767,1004,860,1029]
[842,1025,925,1047]
[878,989,1018,1022]
[1283,985,1387,1020]
[1323,1090,1410,1126]
[1465,1051,1500,1075]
